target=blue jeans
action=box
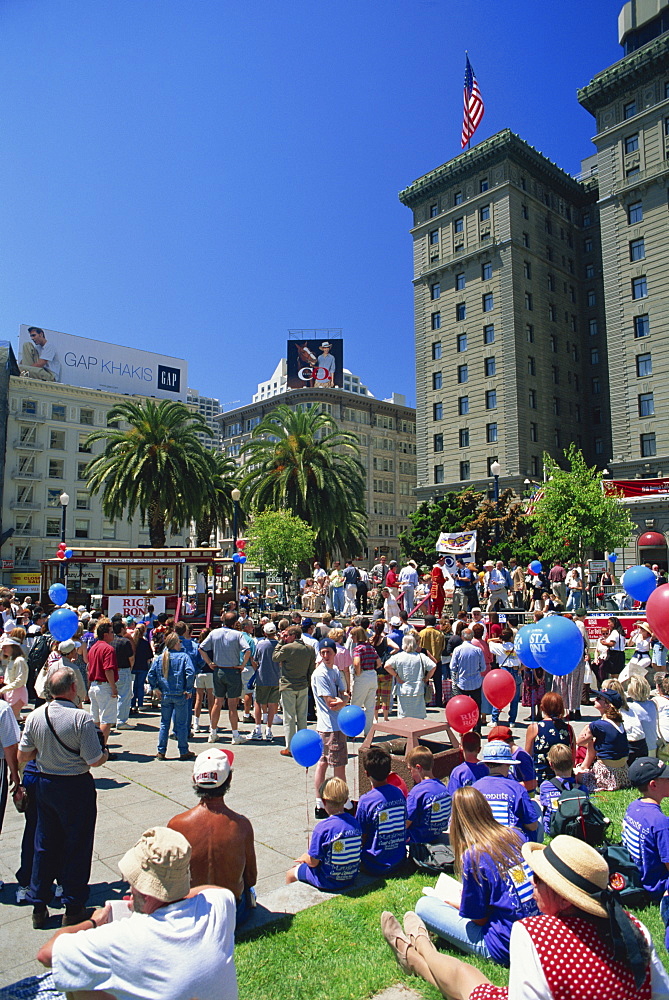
[158,695,190,755]
[332,586,345,615]
[491,670,522,725]
[415,896,492,959]
[116,668,133,724]
[132,670,148,708]
[566,590,582,611]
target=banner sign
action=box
[18,325,187,401]
[436,530,477,555]
[286,337,343,389]
[11,572,40,593]
[107,596,166,618]
[603,479,669,498]
[95,558,185,564]
[583,614,647,642]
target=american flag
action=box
[461,55,484,148]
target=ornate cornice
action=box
[578,32,669,113]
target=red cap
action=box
[487,725,513,742]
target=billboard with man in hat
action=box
[286,337,343,389]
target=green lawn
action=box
[235,789,669,1000]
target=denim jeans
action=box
[116,668,133,724]
[131,670,148,708]
[415,896,492,959]
[158,695,190,755]
[566,589,582,611]
[332,586,345,615]
[491,670,522,725]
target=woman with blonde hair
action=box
[147,631,196,761]
[602,677,649,764]
[408,786,538,965]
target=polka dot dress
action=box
[469,914,651,1000]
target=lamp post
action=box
[59,491,69,582]
[490,461,501,545]
[231,488,241,603]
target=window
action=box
[482,293,494,312]
[639,392,655,417]
[46,488,60,507]
[585,263,595,278]
[430,203,439,218]
[554,429,561,447]
[526,324,534,343]
[456,303,466,321]
[48,459,64,478]
[547,272,554,291]
[624,134,639,153]
[76,490,90,510]
[520,260,530,281]
[630,238,645,261]
[486,389,497,409]
[587,290,596,306]
[434,465,444,484]
[521,203,528,219]
[484,324,495,345]
[433,433,444,452]
[575,404,581,422]
[454,191,463,206]
[480,178,489,192]
[632,276,648,299]
[457,333,467,353]
[550,334,557,352]
[431,311,441,329]
[628,201,643,224]
[432,341,442,360]
[52,404,66,421]
[666,116,669,136]
[623,100,636,119]
[79,408,94,426]
[525,292,533,310]
[591,348,600,365]
[595,437,603,455]
[459,460,470,481]
[432,371,442,390]
[103,520,116,540]
[484,356,496,377]
[551,366,559,384]
[77,461,88,480]
[546,245,553,261]
[634,314,649,338]
[486,422,498,443]
[592,408,602,425]
[637,353,652,376]
[454,217,464,234]
[591,377,601,394]
[458,396,469,416]
[78,434,92,454]
[548,304,556,321]
[433,402,443,421]
[530,422,538,442]
[553,397,561,416]
[528,356,536,375]
[74,519,89,539]
[522,232,530,247]
[429,229,439,244]
[479,204,490,222]
[457,364,468,383]
[45,517,61,537]
[528,389,537,409]
[641,433,657,457]
[584,238,593,253]
[49,430,65,450]
[459,428,470,448]
[545,216,552,234]
[455,272,466,290]
[430,282,441,300]
[589,319,598,336]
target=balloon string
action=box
[305,765,311,848]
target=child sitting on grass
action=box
[286,777,362,891]
[538,743,589,831]
[446,731,489,795]
[406,746,452,859]
[357,746,408,875]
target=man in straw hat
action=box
[382,834,669,998]
[37,826,238,1000]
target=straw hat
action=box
[522,835,609,918]
[118,827,191,903]
[635,621,653,636]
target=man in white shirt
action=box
[398,560,419,615]
[21,326,61,381]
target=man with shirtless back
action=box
[167,748,257,929]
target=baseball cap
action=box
[480,740,519,766]
[593,688,623,709]
[629,757,668,786]
[192,748,234,788]
[263,622,277,634]
[574,608,587,618]
[319,637,337,652]
[58,640,79,654]
[301,618,313,629]
[487,725,513,742]
[390,616,402,626]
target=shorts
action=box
[319,730,348,767]
[195,673,214,689]
[3,686,28,707]
[241,665,254,688]
[255,684,280,706]
[89,682,118,726]
[213,667,242,700]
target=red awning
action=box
[638,531,666,547]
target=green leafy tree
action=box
[194,451,244,547]
[399,490,483,566]
[530,443,633,565]
[240,403,366,562]
[245,510,315,588]
[84,399,214,547]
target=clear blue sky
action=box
[0,0,622,410]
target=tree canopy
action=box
[195,451,244,547]
[244,509,315,577]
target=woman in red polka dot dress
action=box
[381,835,669,1000]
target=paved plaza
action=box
[0,699,593,987]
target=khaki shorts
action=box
[255,684,280,706]
[319,730,348,767]
[195,673,214,690]
[89,682,117,726]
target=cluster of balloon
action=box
[446,694,480,733]
[56,542,73,561]
[48,582,68,606]
[232,539,247,565]
[338,705,366,738]
[527,560,543,576]
[646,584,669,649]
[622,564,657,603]
[527,615,584,676]
[290,729,324,768]
[607,553,618,564]
[49,607,79,643]
[482,668,517,710]
[514,624,541,670]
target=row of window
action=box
[431,293,494,328]
[19,400,101,425]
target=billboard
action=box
[604,479,669,498]
[286,337,343,390]
[18,325,187,401]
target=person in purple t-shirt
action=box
[286,777,361,891]
[357,746,408,875]
[447,731,489,796]
[406,746,452,847]
[623,756,669,908]
[473,741,538,842]
[486,726,536,794]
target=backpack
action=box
[548,785,611,846]
[409,835,455,874]
[599,844,649,907]
[27,633,52,672]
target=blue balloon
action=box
[232,553,242,563]
[238,554,247,564]
[48,607,79,642]
[338,704,366,738]
[622,565,657,603]
[528,615,584,677]
[529,560,543,575]
[290,729,323,768]
[514,624,541,670]
[608,553,617,564]
[48,583,68,605]
[64,548,73,559]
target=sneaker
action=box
[314,806,328,820]
[179,751,196,761]
[273,714,283,725]
[16,886,28,903]
[242,714,254,724]
[245,729,262,741]
[279,748,292,757]
[264,729,273,742]
[169,732,177,740]
[192,720,200,734]
[208,729,219,742]
[32,907,49,929]
[231,733,244,745]
[116,722,132,731]
[54,884,63,900]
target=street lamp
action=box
[59,492,69,583]
[231,488,241,603]
[490,462,501,545]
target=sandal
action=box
[381,911,412,974]
[403,911,432,951]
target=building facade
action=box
[187,387,223,450]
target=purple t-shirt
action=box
[447,761,489,796]
[539,775,589,819]
[622,799,669,899]
[511,747,536,784]
[407,777,452,844]
[460,849,539,966]
[473,774,537,838]
[298,813,362,890]
[356,784,408,874]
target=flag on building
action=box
[461,55,484,148]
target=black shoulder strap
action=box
[550,777,564,792]
[44,704,80,756]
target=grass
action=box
[235,789,669,1000]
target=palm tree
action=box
[240,403,367,561]
[194,451,244,546]
[84,399,214,547]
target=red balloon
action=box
[56,552,65,560]
[483,669,517,710]
[58,542,67,550]
[646,584,669,648]
[446,695,480,734]
[387,772,409,798]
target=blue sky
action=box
[0,0,622,409]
